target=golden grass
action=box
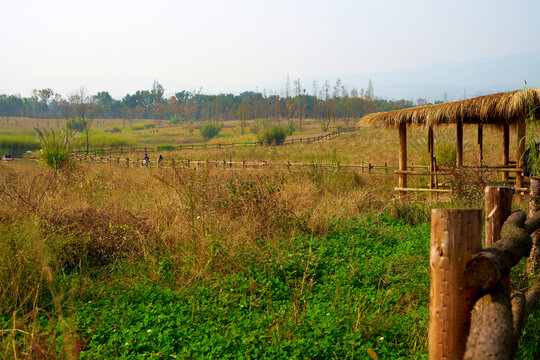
[360,88,540,127]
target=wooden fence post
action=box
[528,177,540,274]
[485,186,514,292]
[429,209,482,360]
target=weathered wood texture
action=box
[464,210,539,291]
[463,285,513,360]
[527,177,540,274]
[429,209,482,360]
[485,186,514,292]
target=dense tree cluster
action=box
[0,79,414,130]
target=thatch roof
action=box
[359,88,540,128]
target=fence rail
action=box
[429,184,540,360]
[72,127,358,155]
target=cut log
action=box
[510,291,526,355]
[464,285,513,360]
[464,211,536,291]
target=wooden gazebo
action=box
[359,89,540,195]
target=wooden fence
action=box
[429,182,540,359]
[73,127,358,155]
[72,154,391,173]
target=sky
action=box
[1,0,540,98]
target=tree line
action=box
[0,79,414,131]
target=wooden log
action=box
[429,209,482,360]
[527,177,540,274]
[503,124,509,180]
[464,210,539,291]
[511,275,540,355]
[485,186,514,292]
[398,123,407,198]
[463,285,513,360]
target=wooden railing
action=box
[71,127,358,155]
[429,183,540,359]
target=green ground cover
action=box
[37,218,432,359]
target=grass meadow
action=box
[0,118,538,359]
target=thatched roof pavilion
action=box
[359,89,540,195]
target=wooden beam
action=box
[394,187,452,193]
[516,117,526,188]
[399,123,407,197]
[503,124,510,180]
[457,120,463,167]
[429,209,482,360]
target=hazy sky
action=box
[1,0,539,98]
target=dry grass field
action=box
[0,118,537,359]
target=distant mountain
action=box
[257,53,540,103]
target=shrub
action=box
[132,122,155,130]
[105,127,122,133]
[199,122,221,139]
[170,115,182,125]
[66,118,86,132]
[250,119,268,134]
[257,125,287,145]
[35,128,75,169]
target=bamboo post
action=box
[428,126,434,190]
[399,123,407,198]
[516,117,526,189]
[485,186,514,292]
[457,120,463,167]
[527,177,540,274]
[429,209,482,360]
[478,125,483,165]
[502,123,510,180]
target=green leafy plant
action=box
[524,101,540,177]
[257,125,287,145]
[199,122,221,139]
[35,128,75,169]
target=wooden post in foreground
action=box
[485,186,514,292]
[398,123,407,198]
[429,209,482,360]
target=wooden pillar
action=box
[456,120,463,167]
[485,186,514,292]
[516,117,526,189]
[477,125,483,165]
[428,126,435,194]
[399,123,407,197]
[502,124,510,180]
[429,209,482,360]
